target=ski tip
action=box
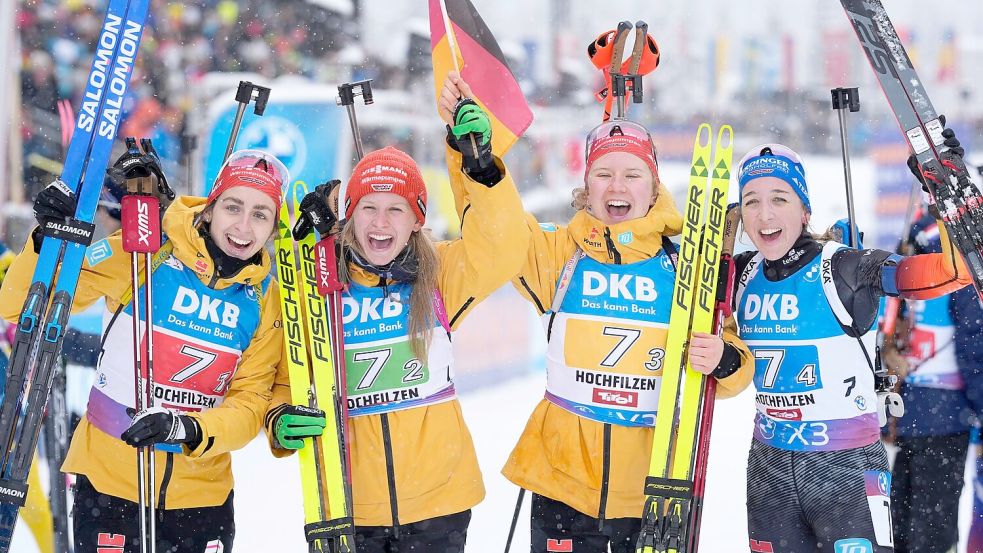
[716,125,734,150]
[696,123,713,146]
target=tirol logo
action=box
[743,293,798,321]
[593,388,638,407]
[766,408,802,420]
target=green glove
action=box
[452,99,491,146]
[269,404,327,450]
[451,98,494,175]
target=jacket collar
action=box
[567,183,683,264]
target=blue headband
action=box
[738,153,810,213]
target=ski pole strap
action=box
[42,218,96,246]
[304,517,354,542]
[643,476,693,499]
[0,479,28,507]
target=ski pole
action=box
[336,80,374,162]
[121,137,169,553]
[831,87,862,249]
[503,488,525,553]
[223,81,271,163]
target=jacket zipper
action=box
[380,413,401,538]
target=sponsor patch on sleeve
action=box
[85,238,112,267]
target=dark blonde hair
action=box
[337,224,439,360]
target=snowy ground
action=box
[8,371,979,552]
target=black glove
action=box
[906,115,963,190]
[107,137,175,203]
[121,406,201,449]
[292,180,341,240]
[31,179,78,252]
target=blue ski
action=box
[0,0,150,549]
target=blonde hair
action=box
[338,224,439,360]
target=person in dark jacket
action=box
[881,210,983,553]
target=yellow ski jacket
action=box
[0,197,282,509]
[500,184,755,520]
[267,153,530,527]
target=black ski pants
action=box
[73,475,235,553]
[747,440,894,552]
[530,493,640,553]
[891,432,969,553]
[354,509,471,552]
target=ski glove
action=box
[448,98,500,183]
[31,179,78,252]
[293,180,341,239]
[107,137,175,204]
[905,115,964,191]
[121,406,202,449]
[268,404,327,450]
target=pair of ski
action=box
[0,0,150,550]
[636,124,739,553]
[840,0,983,302]
[275,188,355,553]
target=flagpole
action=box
[439,0,461,73]
[439,0,481,158]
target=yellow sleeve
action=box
[264,346,296,459]
[0,230,133,323]
[185,283,282,458]
[443,145,572,315]
[436,151,531,330]
[715,315,754,399]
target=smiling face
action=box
[350,192,422,266]
[203,186,278,259]
[740,177,810,260]
[585,151,657,225]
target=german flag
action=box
[429,0,533,157]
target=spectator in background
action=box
[881,210,983,553]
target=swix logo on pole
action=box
[121,196,160,253]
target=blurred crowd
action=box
[17,0,352,200]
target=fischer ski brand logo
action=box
[766,408,803,421]
[276,247,306,368]
[743,293,799,321]
[171,287,241,328]
[582,271,657,301]
[593,388,638,407]
[78,15,143,138]
[697,187,726,310]
[674,184,703,308]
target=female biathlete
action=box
[732,142,972,552]
[437,73,755,550]
[264,96,529,551]
[0,148,289,552]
